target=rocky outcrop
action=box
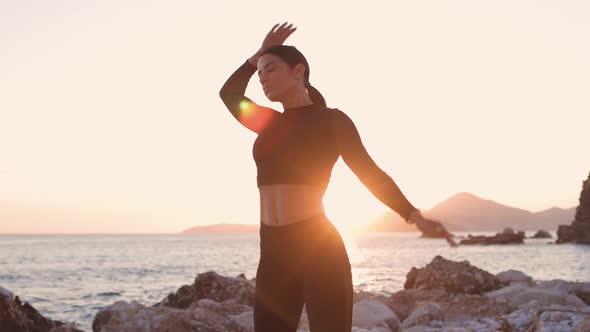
[531,230,552,239]
[8,257,589,332]
[459,231,525,245]
[557,171,590,244]
[404,255,502,294]
[155,271,255,308]
[0,287,82,332]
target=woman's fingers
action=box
[261,22,297,50]
[270,22,296,37]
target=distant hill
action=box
[181,223,259,234]
[181,192,576,234]
[354,192,576,233]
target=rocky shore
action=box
[2,256,590,332]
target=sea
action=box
[1,231,589,331]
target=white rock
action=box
[353,299,400,329]
[536,309,587,332]
[462,317,502,332]
[502,308,535,330]
[401,302,443,329]
[485,285,586,309]
[399,326,431,332]
[441,328,471,332]
[230,310,254,332]
[536,279,573,294]
[496,269,533,286]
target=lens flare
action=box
[239,100,251,113]
[237,100,275,133]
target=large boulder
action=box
[156,271,255,308]
[557,171,590,244]
[404,256,502,294]
[92,298,253,332]
[0,287,81,332]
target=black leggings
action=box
[254,213,353,332]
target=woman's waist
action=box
[258,184,325,226]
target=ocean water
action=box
[1,231,589,331]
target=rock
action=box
[156,270,255,308]
[536,280,590,305]
[389,289,511,325]
[578,316,590,332]
[389,289,450,322]
[557,171,590,244]
[400,302,443,329]
[501,308,536,331]
[404,256,502,294]
[485,285,587,310]
[399,326,429,332]
[495,269,533,287]
[459,232,525,245]
[92,298,253,332]
[0,287,14,300]
[532,230,552,238]
[352,300,401,331]
[535,306,590,332]
[0,290,82,332]
[442,293,513,320]
[535,279,572,294]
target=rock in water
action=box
[557,171,590,244]
[459,231,525,245]
[404,255,502,294]
[532,230,552,239]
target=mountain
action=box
[179,192,576,234]
[355,192,576,233]
[180,223,259,234]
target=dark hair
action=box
[259,45,327,107]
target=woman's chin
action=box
[266,93,280,102]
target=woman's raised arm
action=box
[219,22,297,134]
[219,60,279,134]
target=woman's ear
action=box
[294,63,306,81]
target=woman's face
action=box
[257,54,303,102]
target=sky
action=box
[1,0,589,233]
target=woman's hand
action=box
[249,22,297,66]
[409,210,459,247]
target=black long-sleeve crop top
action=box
[219,59,418,221]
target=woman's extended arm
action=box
[219,60,279,133]
[332,110,458,247]
[331,109,418,222]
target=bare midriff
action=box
[259,184,325,226]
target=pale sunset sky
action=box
[1,0,588,233]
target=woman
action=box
[219,22,457,332]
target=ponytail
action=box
[306,82,327,108]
